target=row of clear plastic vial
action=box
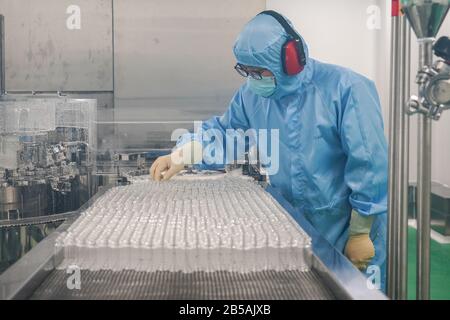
[56,176,311,272]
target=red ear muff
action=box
[259,10,307,76]
[282,40,304,75]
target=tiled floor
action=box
[407,227,450,300]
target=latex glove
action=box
[344,234,375,270]
[344,210,375,270]
[150,141,202,181]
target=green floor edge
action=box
[407,227,450,300]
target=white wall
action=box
[267,0,450,187]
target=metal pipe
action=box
[416,38,434,301]
[0,15,5,95]
[398,16,411,300]
[388,3,411,300]
[394,15,405,300]
[387,4,401,299]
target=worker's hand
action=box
[150,141,203,182]
[150,153,184,182]
[344,233,375,270]
[344,210,375,270]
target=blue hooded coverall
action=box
[177,13,388,291]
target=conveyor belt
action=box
[0,181,388,300]
[30,269,336,300]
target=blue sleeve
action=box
[339,80,388,216]
[176,87,251,170]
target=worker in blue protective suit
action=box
[150,11,388,292]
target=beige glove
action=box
[344,210,375,270]
[150,141,202,181]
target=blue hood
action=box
[233,13,313,100]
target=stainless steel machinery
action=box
[0,96,97,220]
[0,171,387,300]
[388,0,450,300]
[0,95,97,273]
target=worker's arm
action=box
[339,80,388,270]
[151,87,250,181]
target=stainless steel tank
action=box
[0,185,48,219]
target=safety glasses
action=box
[234,63,265,80]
